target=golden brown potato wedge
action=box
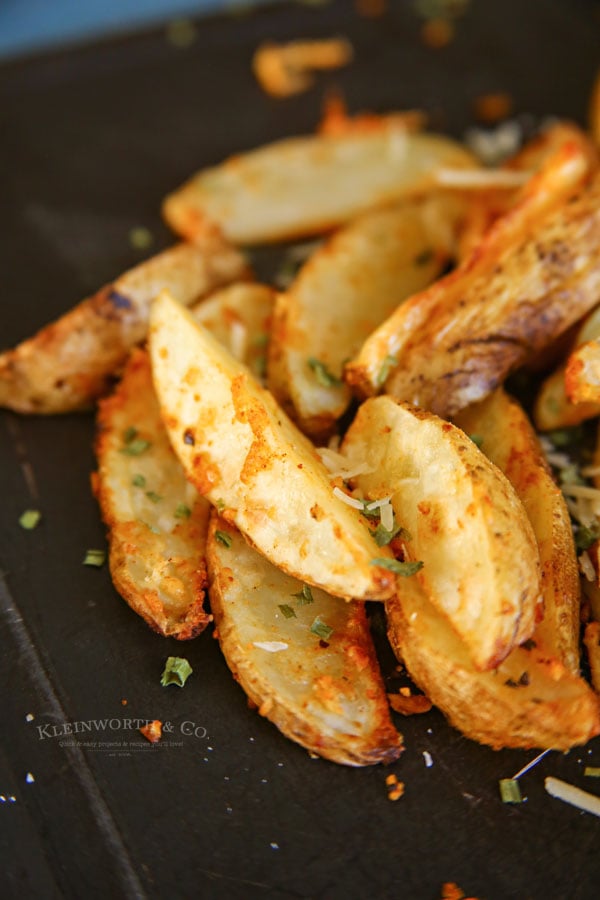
[346,143,600,418]
[565,337,600,405]
[455,389,581,673]
[534,303,600,430]
[162,123,477,244]
[94,349,211,639]
[0,235,250,414]
[191,282,275,382]
[206,515,403,766]
[267,197,463,438]
[386,577,600,750]
[149,291,395,601]
[341,396,541,671]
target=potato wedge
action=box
[149,291,395,601]
[267,196,463,438]
[206,515,403,766]
[534,303,600,430]
[94,349,211,639]
[341,396,541,670]
[346,142,599,417]
[191,282,275,381]
[0,235,250,414]
[455,389,581,673]
[386,577,600,750]
[565,337,600,404]
[162,123,477,244]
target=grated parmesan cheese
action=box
[253,641,288,653]
[229,320,248,362]
[579,551,596,582]
[332,485,365,510]
[545,776,600,817]
[433,167,530,189]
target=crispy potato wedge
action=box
[386,577,600,750]
[584,621,600,694]
[346,143,600,417]
[534,304,600,430]
[191,282,275,381]
[0,235,250,414]
[455,389,581,673]
[565,337,600,404]
[206,515,403,766]
[149,291,395,601]
[94,349,211,639]
[162,123,477,244]
[341,396,541,670]
[267,196,463,438]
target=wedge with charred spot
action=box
[267,196,463,439]
[341,396,541,671]
[346,142,600,418]
[163,122,477,244]
[206,515,403,766]
[0,235,250,414]
[95,349,211,639]
[455,389,581,673]
[386,576,600,751]
[149,291,395,601]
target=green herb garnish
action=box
[128,226,154,250]
[547,426,584,448]
[19,509,41,530]
[311,616,334,641]
[470,434,484,449]
[371,521,410,547]
[375,355,398,389]
[83,549,106,567]
[584,767,600,777]
[307,357,342,388]
[499,778,523,804]
[559,463,584,486]
[278,604,297,619]
[160,656,193,687]
[132,474,146,488]
[215,498,226,512]
[575,521,600,552]
[174,503,191,519]
[371,558,423,577]
[292,584,314,605]
[123,426,138,443]
[145,491,163,503]
[215,530,232,548]
[120,428,152,456]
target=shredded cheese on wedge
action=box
[433,167,530,189]
[252,641,288,653]
[545,776,600,817]
[332,486,365,510]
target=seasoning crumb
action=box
[423,750,434,768]
[25,713,34,723]
[270,842,280,850]
[121,699,128,707]
[19,509,41,530]
[25,773,35,784]
[139,720,162,743]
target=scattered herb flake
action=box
[132,474,146,488]
[311,616,334,641]
[414,248,434,266]
[307,357,342,388]
[470,433,484,448]
[145,491,163,503]
[174,503,192,519]
[371,557,424,577]
[278,604,297,619]
[215,530,233,548]
[253,355,267,379]
[375,355,398,388]
[576,522,600,552]
[123,426,138,443]
[499,778,523,804]
[83,549,106,567]
[584,767,600,777]
[372,521,403,547]
[161,656,193,687]
[120,438,151,456]
[215,498,226,512]
[547,426,583,448]
[292,584,314,605]
[19,509,41,530]
[128,226,154,251]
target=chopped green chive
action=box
[215,498,226,512]
[499,778,523,804]
[174,503,192,519]
[145,491,163,503]
[121,438,151,456]
[132,474,146,488]
[19,509,41,530]
[584,767,600,777]
[414,248,434,266]
[83,549,106,567]
[547,426,583,448]
[311,616,334,641]
[292,584,314,605]
[128,226,154,251]
[307,357,342,388]
[123,426,138,443]
[375,355,398,388]
[278,604,297,619]
[215,530,232,548]
[371,521,403,547]
[576,522,600,552]
[470,433,484,448]
[253,355,267,379]
[160,656,193,687]
[371,558,424,577]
